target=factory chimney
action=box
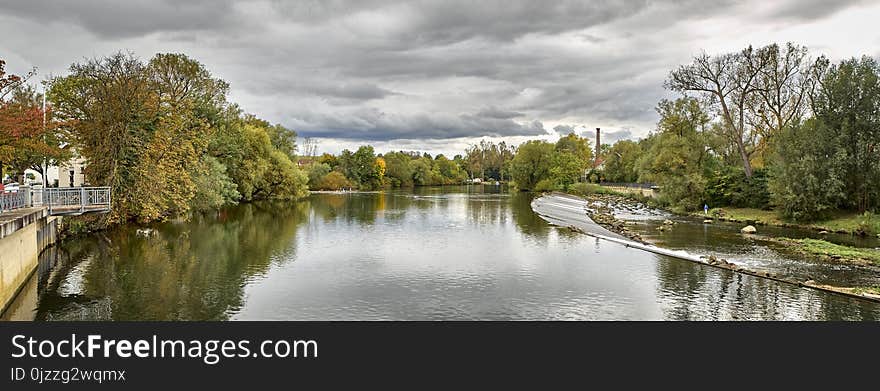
[595,128,601,165]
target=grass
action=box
[701,207,880,236]
[787,238,880,265]
[566,183,626,197]
[706,207,783,224]
[852,286,880,296]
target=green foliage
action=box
[338,145,384,190]
[306,163,331,188]
[810,56,880,212]
[434,155,467,184]
[769,120,849,221]
[533,179,556,192]
[705,166,770,209]
[509,140,554,191]
[411,157,433,186]
[312,171,352,190]
[636,98,712,211]
[549,151,586,190]
[602,140,642,182]
[382,151,414,187]
[464,140,515,180]
[191,156,240,212]
[50,52,307,224]
[555,132,593,162]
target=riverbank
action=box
[569,183,880,237]
[695,207,880,237]
[547,191,880,302]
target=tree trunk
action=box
[737,140,753,178]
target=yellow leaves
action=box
[375,157,386,178]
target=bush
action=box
[534,178,557,192]
[705,166,770,209]
[313,171,352,190]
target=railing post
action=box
[23,185,33,207]
[81,187,86,213]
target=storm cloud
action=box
[1,0,878,154]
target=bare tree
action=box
[301,136,319,157]
[667,46,768,177]
[748,43,812,141]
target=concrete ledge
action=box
[0,208,48,240]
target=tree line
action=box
[301,131,596,193]
[3,43,877,226]
[599,43,880,222]
[2,53,308,225]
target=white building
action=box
[23,146,87,188]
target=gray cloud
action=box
[765,0,868,22]
[593,128,635,145]
[1,0,879,153]
[0,0,242,37]
[292,108,547,141]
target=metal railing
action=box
[0,191,28,213]
[0,186,111,215]
[42,187,111,214]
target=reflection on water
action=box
[8,186,880,321]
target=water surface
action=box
[6,186,879,320]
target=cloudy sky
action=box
[2,0,879,156]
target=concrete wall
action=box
[0,208,58,316]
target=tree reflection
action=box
[35,202,308,320]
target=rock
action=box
[663,219,674,225]
[136,228,155,237]
[703,219,713,224]
[804,280,816,285]
[740,225,757,234]
[819,230,828,235]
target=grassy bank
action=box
[697,207,880,236]
[778,238,880,266]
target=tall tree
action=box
[509,140,554,191]
[808,56,880,212]
[667,46,769,177]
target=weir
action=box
[531,193,880,304]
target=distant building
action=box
[23,145,87,187]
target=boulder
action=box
[663,219,674,226]
[819,230,828,235]
[740,225,757,234]
[703,219,713,224]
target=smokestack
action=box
[595,128,601,164]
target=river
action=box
[4,186,879,320]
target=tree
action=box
[637,98,712,211]
[50,52,158,222]
[306,163,332,188]
[769,119,847,220]
[340,146,384,190]
[668,46,767,177]
[554,132,593,162]
[749,43,812,142]
[50,52,308,223]
[603,140,642,183]
[383,151,414,187]
[550,151,586,190]
[509,140,554,191]
[0,85,69,181]
[772,56,880,218]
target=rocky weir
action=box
[531,192,880,303]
